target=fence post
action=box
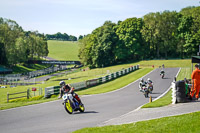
[7,92,9,103]
[27,89,30,99]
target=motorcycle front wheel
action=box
[64,100,73,114]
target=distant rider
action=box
[58,81,82,105]
[139,78,146,91]
[146,78,153,85]
[146,78,153,92]
[160,69,165,75]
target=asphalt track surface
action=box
[0,68,179,133]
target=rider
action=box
[58,81,82,105]
[146,78,153,85]
[160,69,165,75]
[139,78,146,91]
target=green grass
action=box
[2,68,152,110]
[77,68,153,95]
[142,89,172,108]
[0,59,192,110]
[73,111,200,133]
[12,64,51,74]
[47,40,80,60]
[177,67,191,80]
[0,63,148,110]
[137,59,191,68]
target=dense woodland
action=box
[0,18,49,66]
[79,6,200,68]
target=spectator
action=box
[190,64,200,100]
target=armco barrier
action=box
[70,81,87,90]
[44,65,139,98]
[44,86,60,98]
[86,79,99,87]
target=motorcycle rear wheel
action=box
[79,104,85,112]
[64,100,73,114]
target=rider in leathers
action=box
[139,78,146,91]
[59,81,82,105]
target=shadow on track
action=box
[74,111,99,115]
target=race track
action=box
[0,68,179,133]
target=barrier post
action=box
[27,89,30,99]
[7,92,9,103]
[149,96,152,103]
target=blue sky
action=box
[0,0,199,37]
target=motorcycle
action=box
[62,93,85,114]
[160,73,164,79]
[147,82,153,94]
[141,85,149,98]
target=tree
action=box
[116,17,144,61]
[79,21,118,67]
[141,12,160,59]
[158,11,179,59]
[78,35,83,40]
[177,15,193,58]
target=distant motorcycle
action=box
[160,70,165,79]
[160,73,164,79]
[147,82,153,94]
[141,85,149,98]
[62,93,85,114]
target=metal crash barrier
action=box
[44,65,139,98]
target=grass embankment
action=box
[137,59,191,68]
[0,59,191,110]
[47,40,80,61]
[73,111,200,133]
[12,64,51,74]
[0,61,152,110]
[77,68,152,95]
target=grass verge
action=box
[142,89,172,108]
[76,68,153,95]
[0,67,152,110]
[73,111,200,133]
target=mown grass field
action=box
[12,64,51,74]
[47,40,80,60]
[73,111,200,133]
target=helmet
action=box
[140,78,144,82]
[147,78,150,81]
[59,81,66,87]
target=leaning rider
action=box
[160,69,165,75]
[146,78,153,84]
[139,78,146,91]
[58,81,82,105]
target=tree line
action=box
[45,32,78,41]
[78,6,200,68]
[0,18,49,66]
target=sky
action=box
[0,0,199,37]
